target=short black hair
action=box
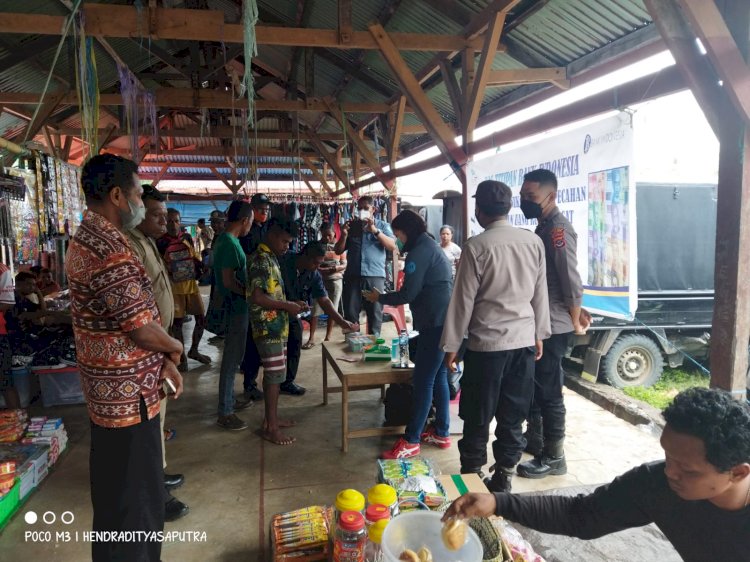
[81,153,139,202]
[391,209,427,252]
[267,217,298,238]
[320,222,333,233]
[226,200,253,222]
[663,387,750,471]
[301,241,326,258]
[166,208,180,217]
[29,266,42,277]
[358,195,374,205]
[440,225,454,234]
[15,271,36,284]
[141,184,166,203]
[197,218,206,225]
[523,168,558,191]
[40,268,51,274]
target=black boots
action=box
[523,413,544,456]
[484,466,514,493]
[517,439,567,479]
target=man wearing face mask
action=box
[239,193,272,400]
[335,195,396,335]
[441,180,550,493]
[516,169,589,481]
[65,154,184,562]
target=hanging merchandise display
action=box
[73,10,99,157]
[117,63,158,164]
[2,168,39,265]
[33,153,84,238]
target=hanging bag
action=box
[205,290,231,336]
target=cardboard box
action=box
[437,473,489,501]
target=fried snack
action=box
[442,518,467,551]
[417,546,433,562]
[399,549,420,562]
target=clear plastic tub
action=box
[381,511,482,562]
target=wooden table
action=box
[322,340,413,452]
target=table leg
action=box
[380,385,385,400]
[322,349,328,406]
[342,377,349,453]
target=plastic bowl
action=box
[381,511,483,562]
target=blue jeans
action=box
[218,310,249,417]
[405,325,450,443]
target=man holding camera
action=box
[335,196,396,335]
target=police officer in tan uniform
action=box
[516,169,590,480]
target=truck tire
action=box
[601,334,664,388]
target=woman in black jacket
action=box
[364,210,454,459]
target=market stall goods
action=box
[442,519,467,551]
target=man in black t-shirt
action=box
[444,387,750,562]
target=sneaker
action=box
[216,414,248,431]
[381,438,420,460]
[420,427,451,449]
[233,396,253,411]
[279,382,306,396]
[244,386,265,401]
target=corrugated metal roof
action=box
[0,0,657,180]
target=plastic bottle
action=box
[364,504,391,527]
[366,483,399,518]
[390,338,399,363]
[364,519,388,562]
[334,488,366,525]
[334,511,367,562]
[398,329,409,368]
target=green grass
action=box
[621,368,710,410]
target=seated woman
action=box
[364,210,454,459]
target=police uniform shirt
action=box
[536,208,583,335]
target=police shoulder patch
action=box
[551,227,566,249]
[405,261,417,274]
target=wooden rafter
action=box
[301,156,335,196]
[389,96,406,169]
[0,91,400,114]
[303,178,320,196]
[368,23,467,182]
[486,67,570,89]
[306,131,352,190]
[465,11,507,135]
[50,126,348,142]
[0,4,496,52]
[209,166,239,194]
[440,60,464,130]
[324,98,393,191]
[22,90,67,143]
[150,162,172,187]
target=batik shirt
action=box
[248,243,289,343]
[66,211,163,428]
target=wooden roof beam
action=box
[389,96,406,169]
[150,162,172,187]
[51,127,348,142]
[0,4,500,52]
[303,178,321,197]
[301,156,335,196]
[0,91,400,113]
[324,97,394,191]
[676,0,750,127]
[306,130,352,191]
[486,67,570,89]
[368,23,467,183]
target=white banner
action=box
[467,113,637,319]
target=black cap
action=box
[250,193,270,207]
[473,180,512,214]
[226,200,253,222]
[209,209,226,220]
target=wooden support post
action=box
[325,98,394,191]
[369,22,467,183]
[704,0,750,398]
[42,127,60,159]
[305,47,315,109]
[22,90,66,143]
[440,61,464,131]
[61,135,73,161]
[209,166,237,194]
[303,178,320,196]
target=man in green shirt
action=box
[213,200,254,431]
[248,218,306,445]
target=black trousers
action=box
[242,318,261,392]
[90,398,164,562]
[285,317,303,385]
[342,276,385,335]
[529,332,572,443]
[458,347,535,471]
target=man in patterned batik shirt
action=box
[66,154,184,562]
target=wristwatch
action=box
[373,229,381,237]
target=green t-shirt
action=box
[212,232,248,315]
[248,243,289,343]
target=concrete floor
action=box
[0,320,667,561]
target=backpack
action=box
[383,383,413,427]
[160,235,197,283]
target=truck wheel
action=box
[601,334,664,388]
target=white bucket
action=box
[381,511,483,562]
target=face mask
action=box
[520,199,543,220]
[396,239,405,252]
[120,199,146,230]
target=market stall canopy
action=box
[0,0,666,194]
